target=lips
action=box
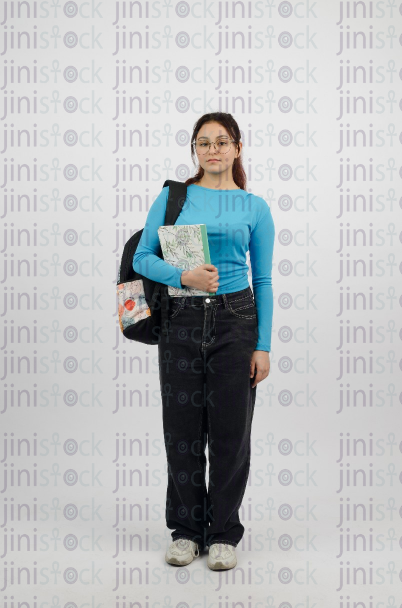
[207,159,220,162]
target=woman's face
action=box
[194,121,241,182]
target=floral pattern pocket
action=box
[117,280,151,332]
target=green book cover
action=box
[157,224,215,297]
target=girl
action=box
[133,112,275,571]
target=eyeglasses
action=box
[193,138,236,155]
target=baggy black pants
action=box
[158,286,258,551]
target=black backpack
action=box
[116,179,187,345]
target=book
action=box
[157,224,215,297]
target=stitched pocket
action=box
[227,293,257,319]
[169,297,185,320]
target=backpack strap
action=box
[159,180,188,337]
[163,179,187,225]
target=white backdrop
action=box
[1,0,402,605]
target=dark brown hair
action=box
[184,112,247,191]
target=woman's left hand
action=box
[250,350,270,388]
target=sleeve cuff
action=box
[173,268,184,289]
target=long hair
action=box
[184,112,247,191]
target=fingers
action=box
[250,366,270,388]
[209,272,219,291]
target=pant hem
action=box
[208,539,238,548]
[172,535,203,547]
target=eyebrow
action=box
[197,135,229,141]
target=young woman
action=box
[133,112,275,571]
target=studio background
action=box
[1,1,401,605]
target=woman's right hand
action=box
[181,264,219,292]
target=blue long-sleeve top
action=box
[133,183,275,351]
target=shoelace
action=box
[213,542,232,555]
[172,538,199,557]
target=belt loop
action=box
[222,294,228,309]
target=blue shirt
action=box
[133,184,275,351]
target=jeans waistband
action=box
[169,286,253,307]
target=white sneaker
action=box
[165,538,200,566]
[207,543,237,570]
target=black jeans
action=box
[158,286,258,551]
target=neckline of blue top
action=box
[190,183,243,192]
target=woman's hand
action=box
[181,264,219,293]
[250,351,270,388]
